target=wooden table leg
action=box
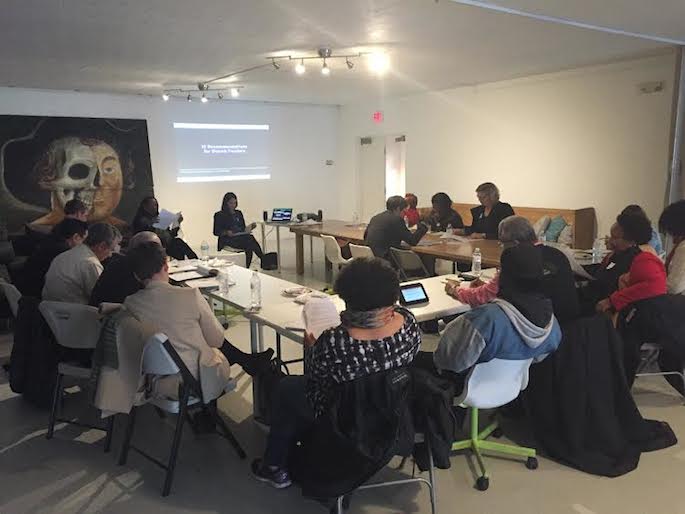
[296,233,304,274]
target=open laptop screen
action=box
[271,208,293,222]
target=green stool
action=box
[450,358,538,491]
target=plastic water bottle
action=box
[446,223,453,234]
[591,238,602,264]
[471,247,482,276]
[200,240,210,262]
[250,271,262,311]
[218,269,230,294]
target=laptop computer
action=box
[271,208,293,222]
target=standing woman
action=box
[459,182,514,239]
[132,196,197,260]
[213,192,264,267]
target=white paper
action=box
[168,264,197,273]
[153,209,180,230]
[169,270,204,282]
[302,297,341,339]
[185,278,220,290]
[439,233,483,243]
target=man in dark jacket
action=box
[364,196,429,260]
[89,231,161,306]
[19,219,88,297]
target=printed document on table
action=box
[169,270,204,282]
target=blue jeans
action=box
[263,375,315,468]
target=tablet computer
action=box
[399,283,429,306]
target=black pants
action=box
[222,234,264,267]
[263,375,315,468]
[167,238,198,260]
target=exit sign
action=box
[372,111,384,123]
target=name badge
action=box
[606,262,616,270]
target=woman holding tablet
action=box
[213,192,264,267]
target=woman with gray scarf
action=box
[252,257,422,489]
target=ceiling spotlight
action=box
[201,93,208,103]
[187,94,192,102]
[367,52,390,75]
[346,58,354,70]
[231,88,240,98]
[295,59,306,75]
[271,58,280,70]
[321,59,330,76]
[162,93,169,101]
[217,91,224,100]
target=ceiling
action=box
[0,0,677,105]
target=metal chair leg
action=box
[47,372,63,440]
[210,404,246,459]
[426,437,437,514]
[162,386,189,497]
[118,407,137,465]
[103,415,115,453]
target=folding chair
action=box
[0,280,21,318]
[389,248,431,281]
[39,301,114,452]
[451,358,537,491]
[331,432,437,514]
[118,334,246,496]
[634,342,685,398]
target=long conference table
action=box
[289,219,502,274]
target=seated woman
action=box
[429,192,464,232]
[622,204,663,255]
[252,257,422,489]
[429,244,562,384]
[577,214,644,314]
[596,213,666,315]
[446,216,580,323]
[213,192,264,268]
[456,182,514,240]
[659,200,685,295]
[402,193,421,227]
[132,196,197,260]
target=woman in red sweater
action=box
[402,193,421,227]
[596,213,666,314]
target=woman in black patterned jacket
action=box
[252,257,422,489]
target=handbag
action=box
[253,357,289,425]
[261,252,278,271]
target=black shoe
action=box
[251,459,292,489]
[241,348,275,377]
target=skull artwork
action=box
[30,137,124,226]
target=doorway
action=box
[357,134,406,222]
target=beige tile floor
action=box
[0,236,683,514]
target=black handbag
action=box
[253,357,289,425]
[261,252,278,271]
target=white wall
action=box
[337,53,677,239]
[0,88,339,247]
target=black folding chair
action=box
[118,334,246,496]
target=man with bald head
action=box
[89,231,162,306]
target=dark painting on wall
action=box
[0,115,154,234]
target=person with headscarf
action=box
[251,257,421,489]
[432,243,562,381]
